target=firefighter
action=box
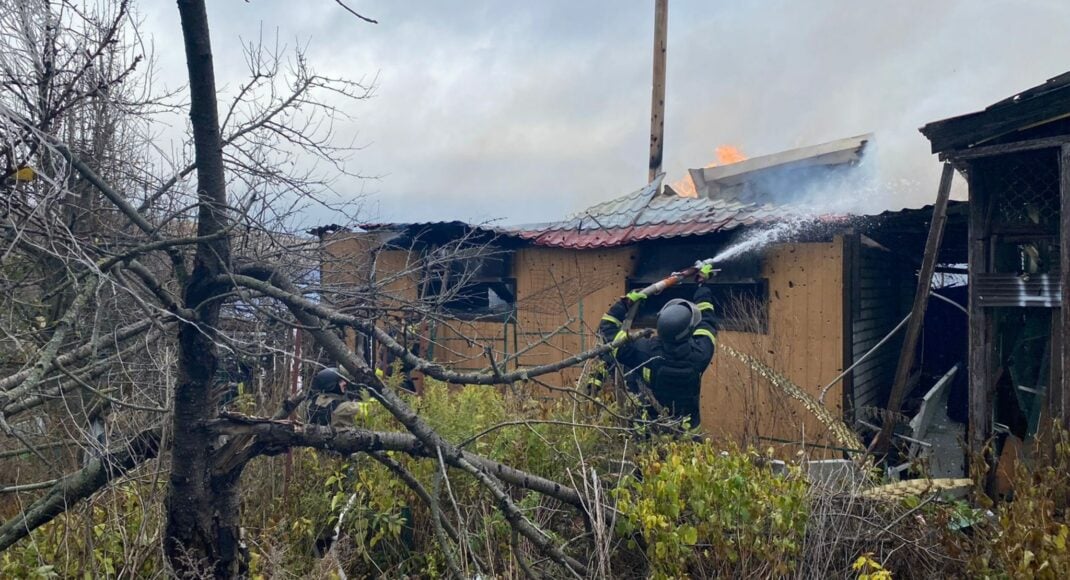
[598,265,718,426]
[306,367,367,428]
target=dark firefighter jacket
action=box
[598,285,718,425]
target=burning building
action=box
[319,135,967,458]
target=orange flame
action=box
[671,145,747,197]
[714,145,746,165]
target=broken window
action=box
[630,280,769,333]
[630,240,769,333]
[422,246,516,321]
[992,306,1052,438]
[973,149,1061,440]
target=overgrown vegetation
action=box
[248,379,626,577]
[616,442,808,578]
[3,380,1069,579]
[2,0,1069,577]
[952,430,1070,579]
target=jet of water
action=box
[712,218,809,262]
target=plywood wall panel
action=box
[701,238,846,456]
[510,246,637,389]
[327,234,851,454]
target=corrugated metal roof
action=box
[506,175,802,248]
[349,194,962,250]
[505,185,966,250]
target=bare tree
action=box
[0,1,655,577]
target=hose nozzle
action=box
[695,259,720,281]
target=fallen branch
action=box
[209,418,584,508]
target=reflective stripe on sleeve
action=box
[693,328,716,343]
[696,302,714,312]
[611,330,628,358]
[601,314,622,326]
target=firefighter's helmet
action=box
[311,367,345,395]
[656,299,701,343]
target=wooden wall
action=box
[509,246,637,387]
[432,246,638,385]
[325,232,852,451]
[427,319,510,371]
[851,245,911,415]
[321,232,422,303]
[322,234,636,384]
[321,232,423,362]
[428,239,850,451]
[700,238,848,454]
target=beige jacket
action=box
[311,394,363,428]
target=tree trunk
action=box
[165,0,238,577]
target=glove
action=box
[696,263,715,283]
[625,290,647,303]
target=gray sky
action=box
[142,1,1070,225]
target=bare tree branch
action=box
[209,416,585,508]
[0,318,157,396]
[333,1,378,24]
[0,426,161,552]
[227,269,650,385]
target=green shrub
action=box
[958,431,1070,579]
[615,441,809,579]
[247,378,628,577]
[0,483,163,579]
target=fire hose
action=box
[620,258,720,332]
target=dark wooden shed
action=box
[922,72,1070,468]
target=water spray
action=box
[712,218,811,263]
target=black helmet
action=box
[311,367,345,395]
[656,299,700,343]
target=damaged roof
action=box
[354,220,513,247]
[508,175,790,248]
[688,134,872,202]
[505,179,959,250]
[342,135,961,251]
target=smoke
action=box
[136,1,1070,224]
[662,0,1070,213]
[707,141,930,261]
[716,142,919,216]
